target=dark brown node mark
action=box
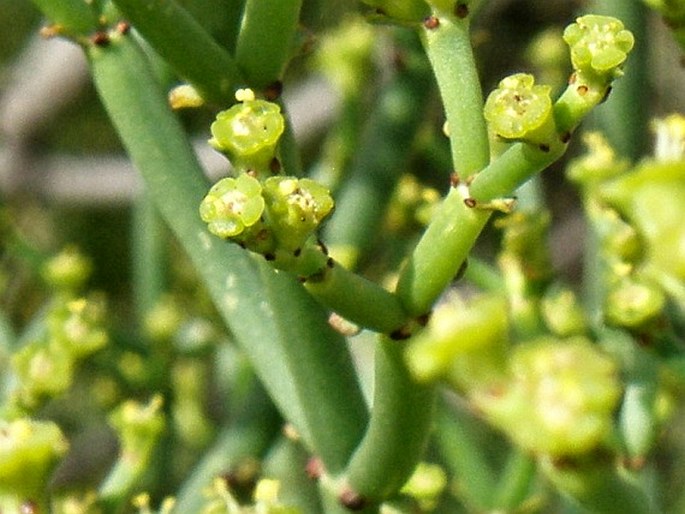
[576,84,589,96]
[269,157,282,174]
[339,488,367,511]
[117,20,131,35]
[560,131,572,144]
[455,259,468,281]
[20,501,38,514]
[450,172,461,188]
[306,457,324,480]
[538,143,551,153]
[294,248,302,257]
[416,312,431,326]
[264,253,276,261]
[390,326,412,340]
[455,2,469,18]
[423,15,440,29]
[91,31,110,46]
[600,86,612,104]
[264,81,283,101]
[463,197,477,208]
[317,238,329,255]
[326,257,335,268]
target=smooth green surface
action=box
[112,0,243,104]
[235,0,302,89]
[345,337,437,501]
[422,14,489,177]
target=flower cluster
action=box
[200,174,334,257]
[563,15,634,79]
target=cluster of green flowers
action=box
[200,91,335,273]
[7,248,108,414]
[484,15,634,149]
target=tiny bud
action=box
[91,31,110,46]
[305,457,324,479]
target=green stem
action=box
[344,336,437,503]
[131,190,166,326]
[112,0,244,104]
[395,187,490,316]
[421,12,489,177]
[492,449,536,511]
[323,30,432,269]
[304,260,409,335]
[86,33,367,474]
[434,398,497,511]
[262,436,323,514]
[30,0,98,36]
[234,0,302,89]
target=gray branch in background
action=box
[0,34,339,204]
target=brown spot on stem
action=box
[538,143,551,153]
[576,85,589,96]
[306,457,324,480]
[423,15,440,29]
[117,20,131,35]
[91,31,110,46]
[455,2,469,18]
[560,131,572,143]
[264,81,283,100]
[464,197,477,208]
[450,172,461,187]
[339,488,367,511]
[269,157,282,174]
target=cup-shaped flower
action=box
[200,174,266,239]
[484,73,555,146]
[0,418,68,499]
[563,15,634,79]
[11,343,74,410]
[605,277,666,329]
[262,177,334,251]
[209,98,285,175]
[41,246,93,292]
[109,395,165,462]
[476,336,621,457]
[48,296,108,358]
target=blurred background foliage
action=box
[2,0,685,512]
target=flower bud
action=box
[41,246,93,292]
[0,418,68,499]
[484,73,556,147]
[109,395,165,461]
[604,277,666,329]
[563,15,634,79]
[209,95,285,175]
[262,177,335,252]
[199,174,275,254]
[541,283,588,337]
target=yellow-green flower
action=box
[484,73,555,145]
[563,15,634,77]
